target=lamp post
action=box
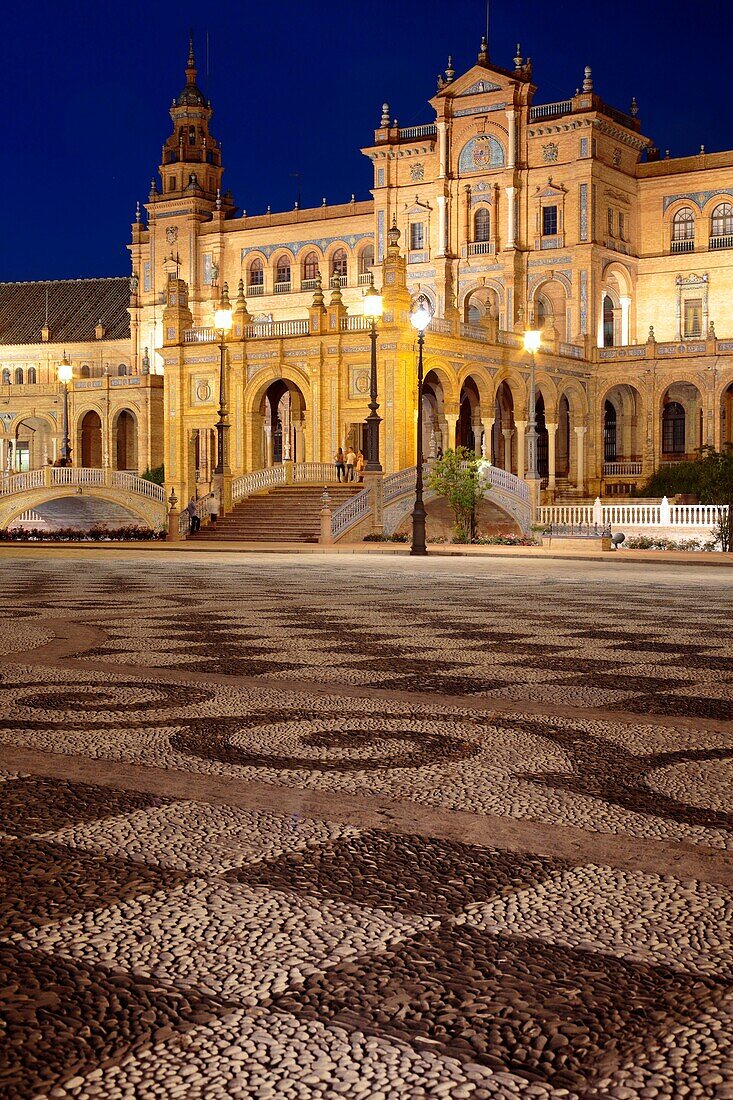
[57,352,73,467]
[409,296,432,556]
[363,278,384,472]
[523,329,541,480]
[213,283,233,509]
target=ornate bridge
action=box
[0,468,166,530]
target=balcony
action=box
[247,283,265,296]
[671,238,694,254]
[357,271,374,286]
[603,461,642,477]
[467,241,495,256]
[301,277,320,291]
[274,281,291,294]
[710,235,733,251]
[529,100,573,121]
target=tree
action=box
[426,447,486,542]
[695,445,733,552]
[640,446,733,551]
[140,464,165,486]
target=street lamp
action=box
[523,329,541,480]
[57,352,73,467]
[409,295,432,556]
[363,278,384,472]
[213,283,233,507]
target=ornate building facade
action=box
[3,36,733,510]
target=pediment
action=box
[432,63,513,103]
[536,178,566,198]
[404,197,432,215]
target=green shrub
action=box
[140,465,165,486]
[0,525,164,542]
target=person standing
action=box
[208,489,219,528]
[334,447,346,482]
[345,446,356,482]
[187,497,200,533]
[355,450,365,482]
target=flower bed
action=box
[0,525,164,542]
[622,535,718,552]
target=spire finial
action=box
[445,56,455,83]
[380,102,390,127]
[514,43,523,71]
[186,31,197,83]
[630,96,639,117]
[135,200,141,223]
[582,65,593,93]
[478,35,489,64]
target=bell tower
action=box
[157,35,232,208]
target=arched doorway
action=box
[261,380,307,465]
[532,278,568,342]
[604,401,617,462]
[557,394,571,477]
[722,383,733,447]
[114,410,138,471]
[80,411,103,467]
[457,377,481,452]
[422,370,447,457]
[602,294,615,348]
[535,393,549,479]
[494,381,516,472]
[660,382,702,460]
[464,286,499,327]
[662,402,685,456]
[14,417,52,470]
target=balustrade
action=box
[331,488,371,540]
[603,462,642,477]
[293,462,342,483]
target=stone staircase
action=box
[192,483,363,543]
[551,478,591,504]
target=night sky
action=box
[5,0,724,283]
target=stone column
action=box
[264,421,273,467]
[546,421,558,490]
[506,109,516,168]
[506,187,517,249]
[574,425,587,491]
[502,427,514,473]
[481,418,494,460]
[436,195,447,257]
[363,470,384,535]
[514,420,527,478]
[437,121,448,179]
[620,295,631,346]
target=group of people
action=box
[333,447,365,482]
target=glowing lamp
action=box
[524,329,541,354]
[57,354,73,385]
[410,297,432,333]
[363,284,384,320]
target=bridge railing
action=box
[537,501,727,529]
[293,462,342,483]
[0,466,165,503]
[331,488,371,541]
[232,465,286,503]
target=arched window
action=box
[188,125,196,145]
[1,369,10,385]
[662,401,686,454]
[117,363,127,376]
[248,258,264,287]
[14,368,23,385]
[603,294,615,348]
[711,202,733,245]
[275,255,291,292]
[331,248,348,282]
[302,251,320,282]
[27,367,37,384]
[81,364,90,378]
[474,207,490,243]
[536,298,549,327]
[671,207,695,251]
[358,244,374,273]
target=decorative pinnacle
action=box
[445,56,455,83]
[582,65,593,93]
[478,35,488,63]
[135,201,141,223]
[630,96,639,117]
[514,43,523,70]
[380,102,390,127]
[186,31,196,82]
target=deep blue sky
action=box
[5,0,722,282]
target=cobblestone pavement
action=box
[0,551,732,1099]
